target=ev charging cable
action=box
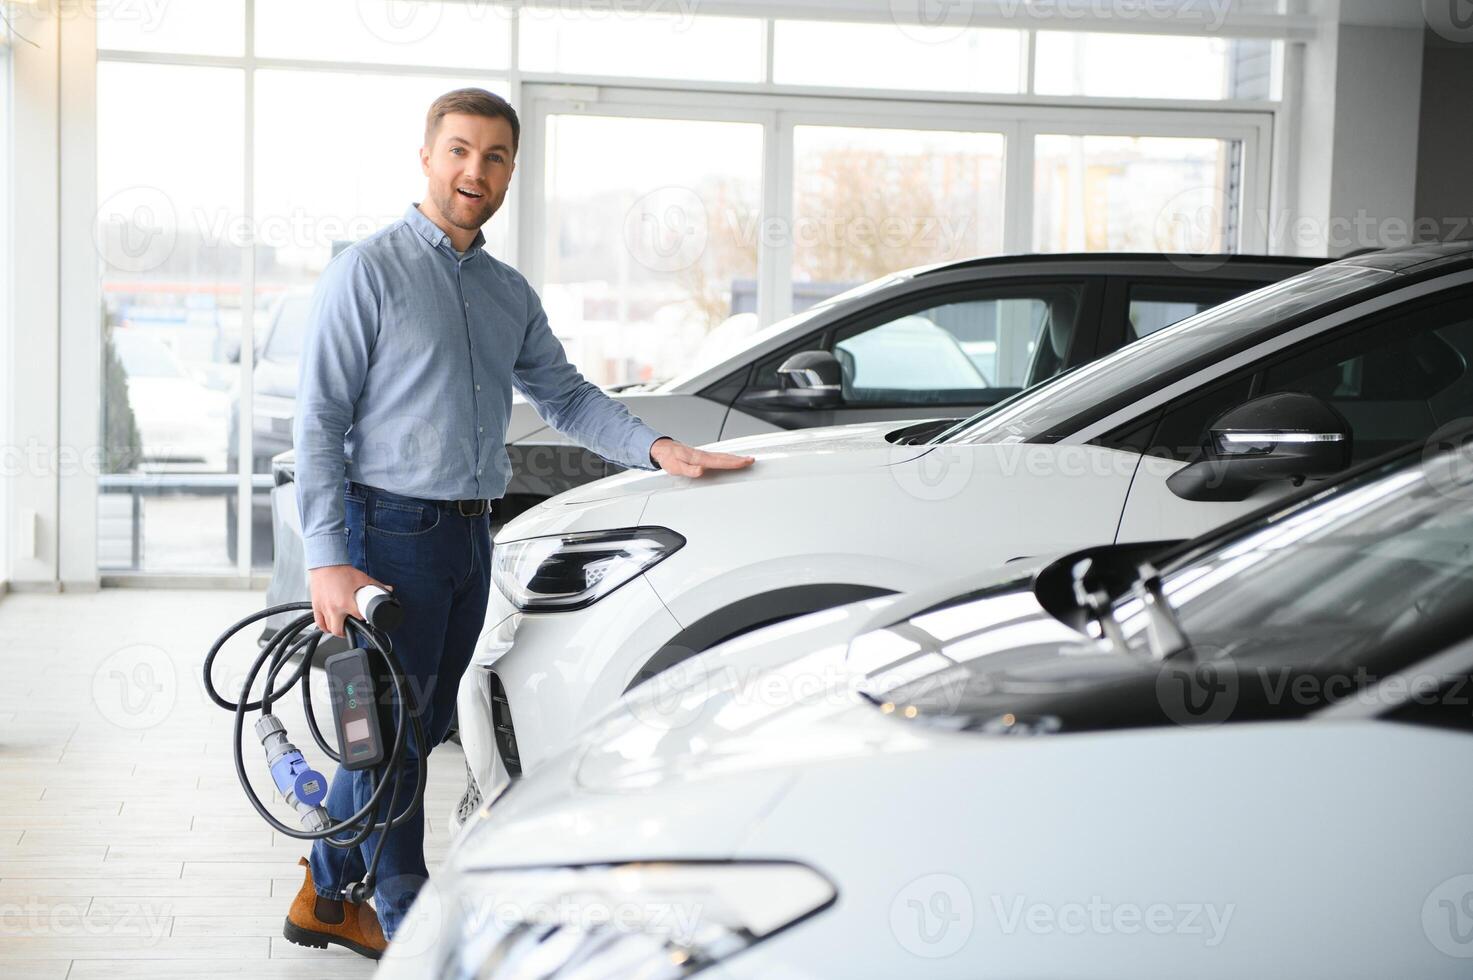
[204,586,424,904]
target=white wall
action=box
[1283,8,1427,256]
[7,5,61,590]
[4,5,98,593]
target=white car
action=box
[262,254,1311,653]
[454,241,1473,824]
[381,433,1473,979]
[111,328,229,471]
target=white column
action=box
[7,4,61,589]
[1284,14,1427,257]
[59,8,101,590]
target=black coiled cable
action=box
[203,602,427,903]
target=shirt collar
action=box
[404,202,486,256]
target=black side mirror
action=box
[773,350,843,409]
[1167,392,1352,502]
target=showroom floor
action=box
[0,589,466,978]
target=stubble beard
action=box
[433,185,499,232]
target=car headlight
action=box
[492,527,684,611]
[436,861,835,979]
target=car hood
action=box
[569,568,1074,794]
[525,418,943,512]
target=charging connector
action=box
[255,714,331,832]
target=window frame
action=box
[86,2,1283,579]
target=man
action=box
[283,88,754,959]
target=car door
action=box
[1113,283,1473,542]
[721,278,1105,437]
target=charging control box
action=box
[323,648,385,771]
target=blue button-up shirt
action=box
[294,203,664,569]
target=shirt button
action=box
[478,426,484,433]
[475,384,481,392]
[464,301,469,308]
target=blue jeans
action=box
[309,480,491,939]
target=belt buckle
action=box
[456,499,486,518]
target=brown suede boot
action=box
[284,856,388,960]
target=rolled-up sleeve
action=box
[510,280,665,471]
[293,249,380,569]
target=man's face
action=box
[420,112,516,231]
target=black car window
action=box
[942,264,1391,445]
[1145,288,1473,463]
[1127,283,1246,340]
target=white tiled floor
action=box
[0,589,468,979]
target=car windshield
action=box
[858,448,1473,724]
[1112,456,1473,668]
[655,273,907,391]
[929,263,1391,446]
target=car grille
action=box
[488,670,522,779]
[455,758,482,826]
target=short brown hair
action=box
[424,88,520,155]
